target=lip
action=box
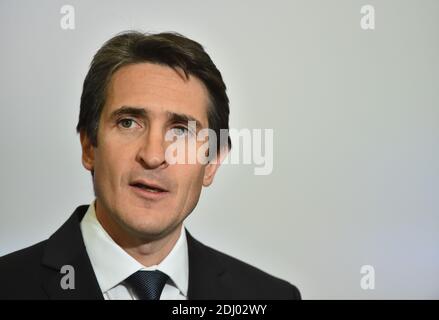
[129,179,170,201]
[130,184,169,201]
[130,179,168,192]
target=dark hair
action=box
[76,30,231,152]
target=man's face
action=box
[80,62,221,241]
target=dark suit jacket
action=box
[0,205,301,300]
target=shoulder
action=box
[212,246,300,299]
[0,241,49,299]
[187,232,301,300]
[0,241,46,272]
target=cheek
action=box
[174,164,206,208]
[94,139,132,190]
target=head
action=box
[76,31,231,242]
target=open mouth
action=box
[129,180,169,200]
[130,182,166,193]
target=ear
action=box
[80,131,95,172]
[203,147,229,187]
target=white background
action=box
[0,0,438,298]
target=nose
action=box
[136,126,167,169]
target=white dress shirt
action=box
[80,200,189,300]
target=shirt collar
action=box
[80,200,189,296]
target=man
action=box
[0,31,301,300]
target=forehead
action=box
[103,62,210,126]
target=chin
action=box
[121,212,178,239]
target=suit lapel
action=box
[41,206,103,300]
[39,206,228,299]
[186,230,229,299]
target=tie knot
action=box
[125,270,169,300]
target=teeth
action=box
[145,188,159,193]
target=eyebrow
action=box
[109,106,147,121]
[109,106,205,129]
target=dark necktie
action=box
[124,270,169,300]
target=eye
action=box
[117,118,138,129]
[171,126,189,137]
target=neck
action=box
[94,200,182,267]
